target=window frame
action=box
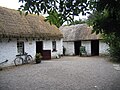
[17,41,24,54]
[52,41,57,52]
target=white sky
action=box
[0,0,88,20]
[0,0,22,10]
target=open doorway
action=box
[36,41,43,53]
[74,41,81,55]
[91,40,99,56]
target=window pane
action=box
[52,41,56,51]
[17,42,24,54]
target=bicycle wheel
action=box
[26,55,33,63]
[14,57,23,66]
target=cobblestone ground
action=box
[0,56,120,90]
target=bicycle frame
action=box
[16,53,28,64]
[14,52,33,66]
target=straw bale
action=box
[0,6,63,39]
[60,24,102,41]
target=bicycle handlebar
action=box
[16,52,28,56]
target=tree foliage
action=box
[45,10,63,28]
[18,0,92,26]
[87,0,120,36]
[102,33,120,62]
[67,19,86,26]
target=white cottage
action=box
[0,7,63,66]
[60,24,109,56]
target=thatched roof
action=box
[59,24,101,41]
[0,6,63,39]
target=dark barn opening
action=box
[91,40,99,56]
[74,41,81,55]
[36,41,43,53]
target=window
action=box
[52,41,56,52]
[17,42,24,54]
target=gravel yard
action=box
[0,56,120,90]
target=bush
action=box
[109,45,120,62]
[35,53,42,64]
[103,33,120,63]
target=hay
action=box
[59,24,102,41]
[0,6,63,39]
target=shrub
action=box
[35,53,42,63]
[103,33,120,63]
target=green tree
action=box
[18,0,91,26]
[87,0,120,36]
[67,19,86,25]
[102,33,120,62]
[45,9,63,28]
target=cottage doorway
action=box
[74,41,81,55]
[91,40,99,56]
[36,41,43,53]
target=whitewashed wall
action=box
[0,38,17,66]
[43,39,63,58]
[0,38,63,66]
[43,40,51,50]
[55,39,63,56]
[24,40,36,59]
[0,38,36,66]
[99,41,109,55]
[81,41,91,55]
[63,42,75,55]
[63,40,109,56]
[81,40,109,55]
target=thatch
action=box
[0,6,63,39]
[59,24,101,41]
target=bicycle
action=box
[14,52,33,66]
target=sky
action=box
[0,0,22,10]
[0,0,88,20]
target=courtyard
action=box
[0,56,120,90]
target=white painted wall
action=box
[56,39,63,55]
[81,40,109,55]
[99,41,109,55]
[0,38,63,66]
[43,40,51,50]
[63,42,75,55]
[24,40,36,59]
[0,38,17,66]
[81,41,91,55]
[63,40,109,56]
[63,41,92,56]
[0,38,37,66]
[43,39,63,58]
